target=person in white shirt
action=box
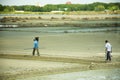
[105,40,112,61]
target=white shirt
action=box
[105,42,112,51]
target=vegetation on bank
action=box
[0,2,120,13]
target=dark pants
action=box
[106,51,111,61]
[32,48,40,56]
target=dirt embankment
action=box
[0,14,120,27]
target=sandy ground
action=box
[0,14,120,80]
[0,54,120,80]
[0,57,85,80]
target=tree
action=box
[95,5,105,11]
[24,5,32,11]
[3,6,15,12]
[1,2,120,12]
[108,5,119,11]
[0,4,4,11]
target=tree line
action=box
[0,2,119,12]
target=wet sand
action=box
[0,29,120,57]
[17,69,120,80]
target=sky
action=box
[0,0,120,6]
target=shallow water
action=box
[17,69,120,80]
[1,27,120,33]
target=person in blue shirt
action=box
[32,37,40,56]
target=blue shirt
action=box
[33,40,39,48]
